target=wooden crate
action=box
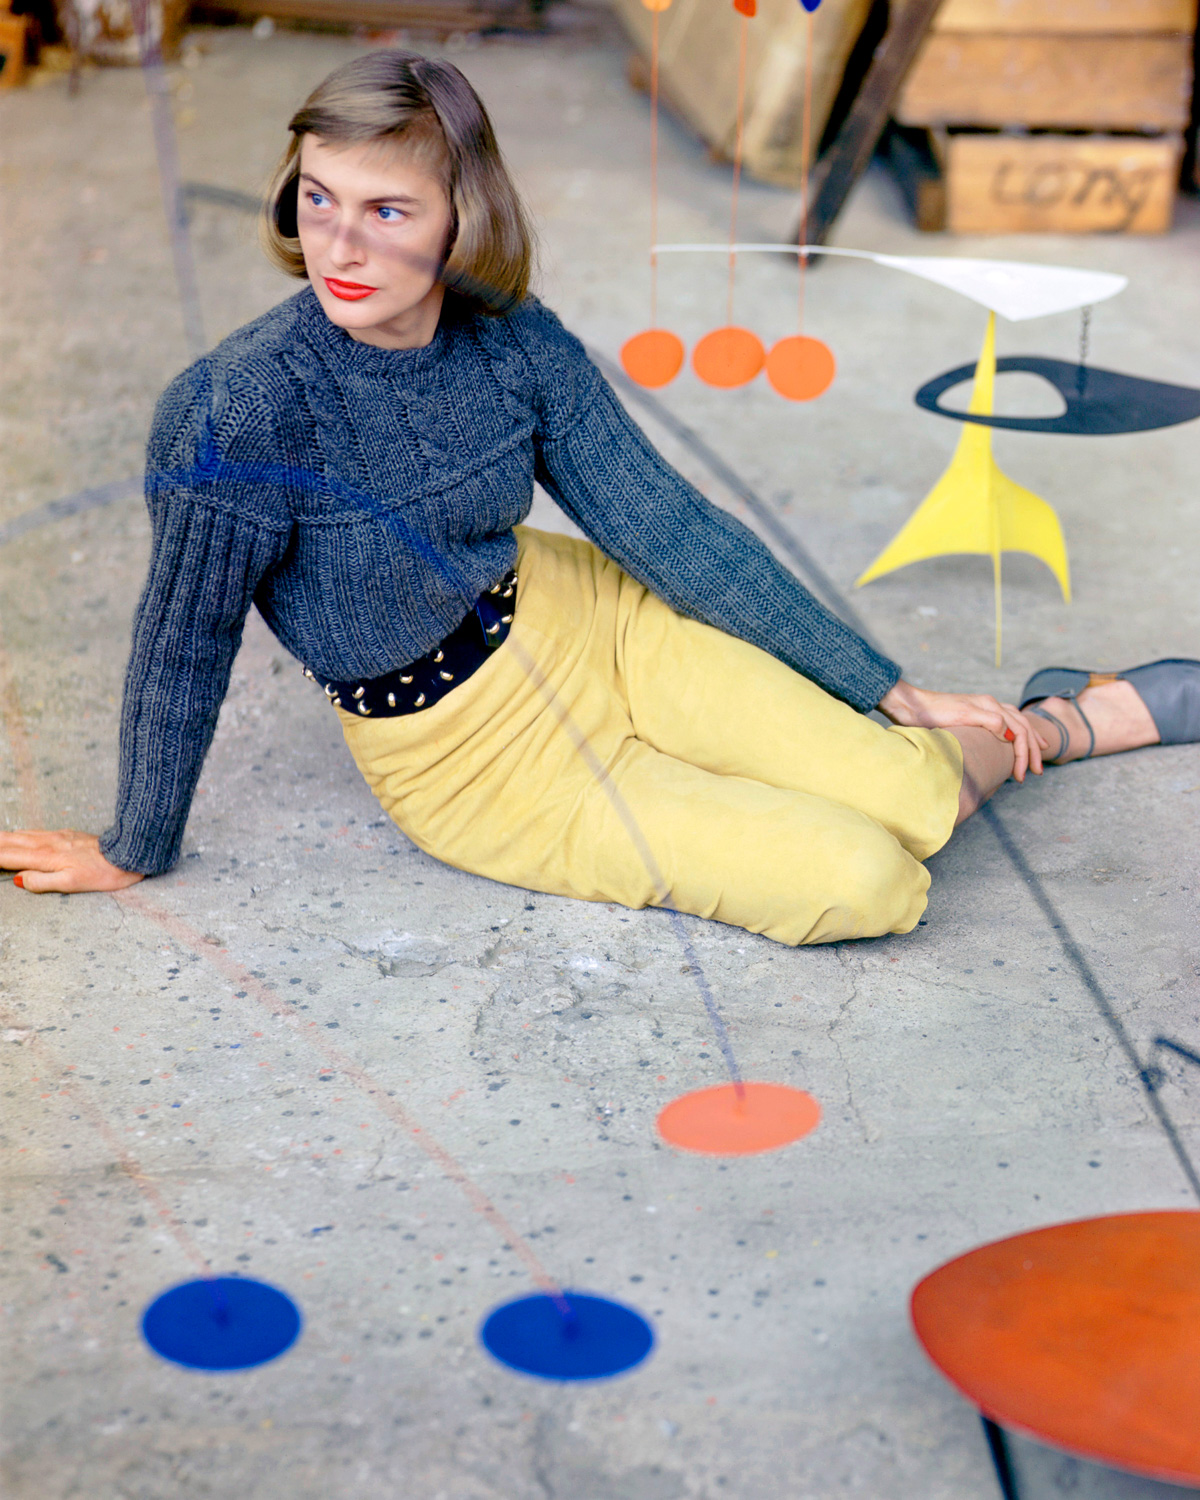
[887,128,1184,233]
[933,0,1197,34]
[945,131,1183,233]
[0,11,29,85]
[611,0,874,187]
[896,32,1194,131]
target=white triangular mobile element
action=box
[867,254,1126,321]
[651,244,1128,321]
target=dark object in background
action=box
[9,0,57,42]
[796,0,945,245]
[1187,3,1200,188]
[878,121,945,230]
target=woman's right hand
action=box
[0,830,145,894]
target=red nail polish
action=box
[1004,728,1016,742]
[13,875,24,888]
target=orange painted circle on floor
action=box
[691,327,765,389]
[656,1083,821,1156]
[911,1211,1200,1486]
[621,329,685,389]
[765,336,836,401]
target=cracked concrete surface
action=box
[2,14,1200,1500]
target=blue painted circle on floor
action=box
[480,1291,654,1381]
[141,1276,302,1371]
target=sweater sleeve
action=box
[99,364,293,875]
[516,303,901,713]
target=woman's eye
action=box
[308,192,329,208]
[377,206,403,222]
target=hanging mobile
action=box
[765,0,836,402]
[620,0,686,389]
[691,0,766,389]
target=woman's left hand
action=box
[878,679,1044,781]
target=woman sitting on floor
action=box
[2,51,1196,943]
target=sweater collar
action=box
[294,284,456,375]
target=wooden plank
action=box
[946,132,1183,232]
[896,34,1194,130]
[933,0,1197,35]
[196,0,539,29]
[798,0,946,243]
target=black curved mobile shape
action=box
[915,356,1200,436]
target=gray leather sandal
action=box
[1019,659,1200,760]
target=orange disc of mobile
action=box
[766,335,836,401]
[621,328,686,389]
[657,1082,821,1156]
[692,327,765,389]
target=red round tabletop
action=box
[911,1211,1200,1486]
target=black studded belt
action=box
[305,568,517,718]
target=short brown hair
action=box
[261,51,533,314]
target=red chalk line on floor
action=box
[116,889,568,1303]
[0,1013,212,1279]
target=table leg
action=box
[981,1416,1020,1500]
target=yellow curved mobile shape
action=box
[856,313,1070,665]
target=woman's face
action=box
[296,134,454,350]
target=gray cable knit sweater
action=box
[100,287,900,875]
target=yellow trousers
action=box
[339,527,963,945]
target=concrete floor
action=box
[2,14,1199,1499]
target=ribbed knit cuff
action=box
[98,825,178,878]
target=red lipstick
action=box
[324,277,377,301]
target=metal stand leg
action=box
[981,1416,1020,1500]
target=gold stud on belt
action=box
[414,692,426,707]
[353,685,366,700]
[387,692,396,708]
[434,649,444,663]
[439,670,454,681]
[400,675,413,685]
[486,622,501,635]
[357,702,371,715]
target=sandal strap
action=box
[1028,707,1070,763]
[1028,701,1095,762]
[1072,697,1097,760]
